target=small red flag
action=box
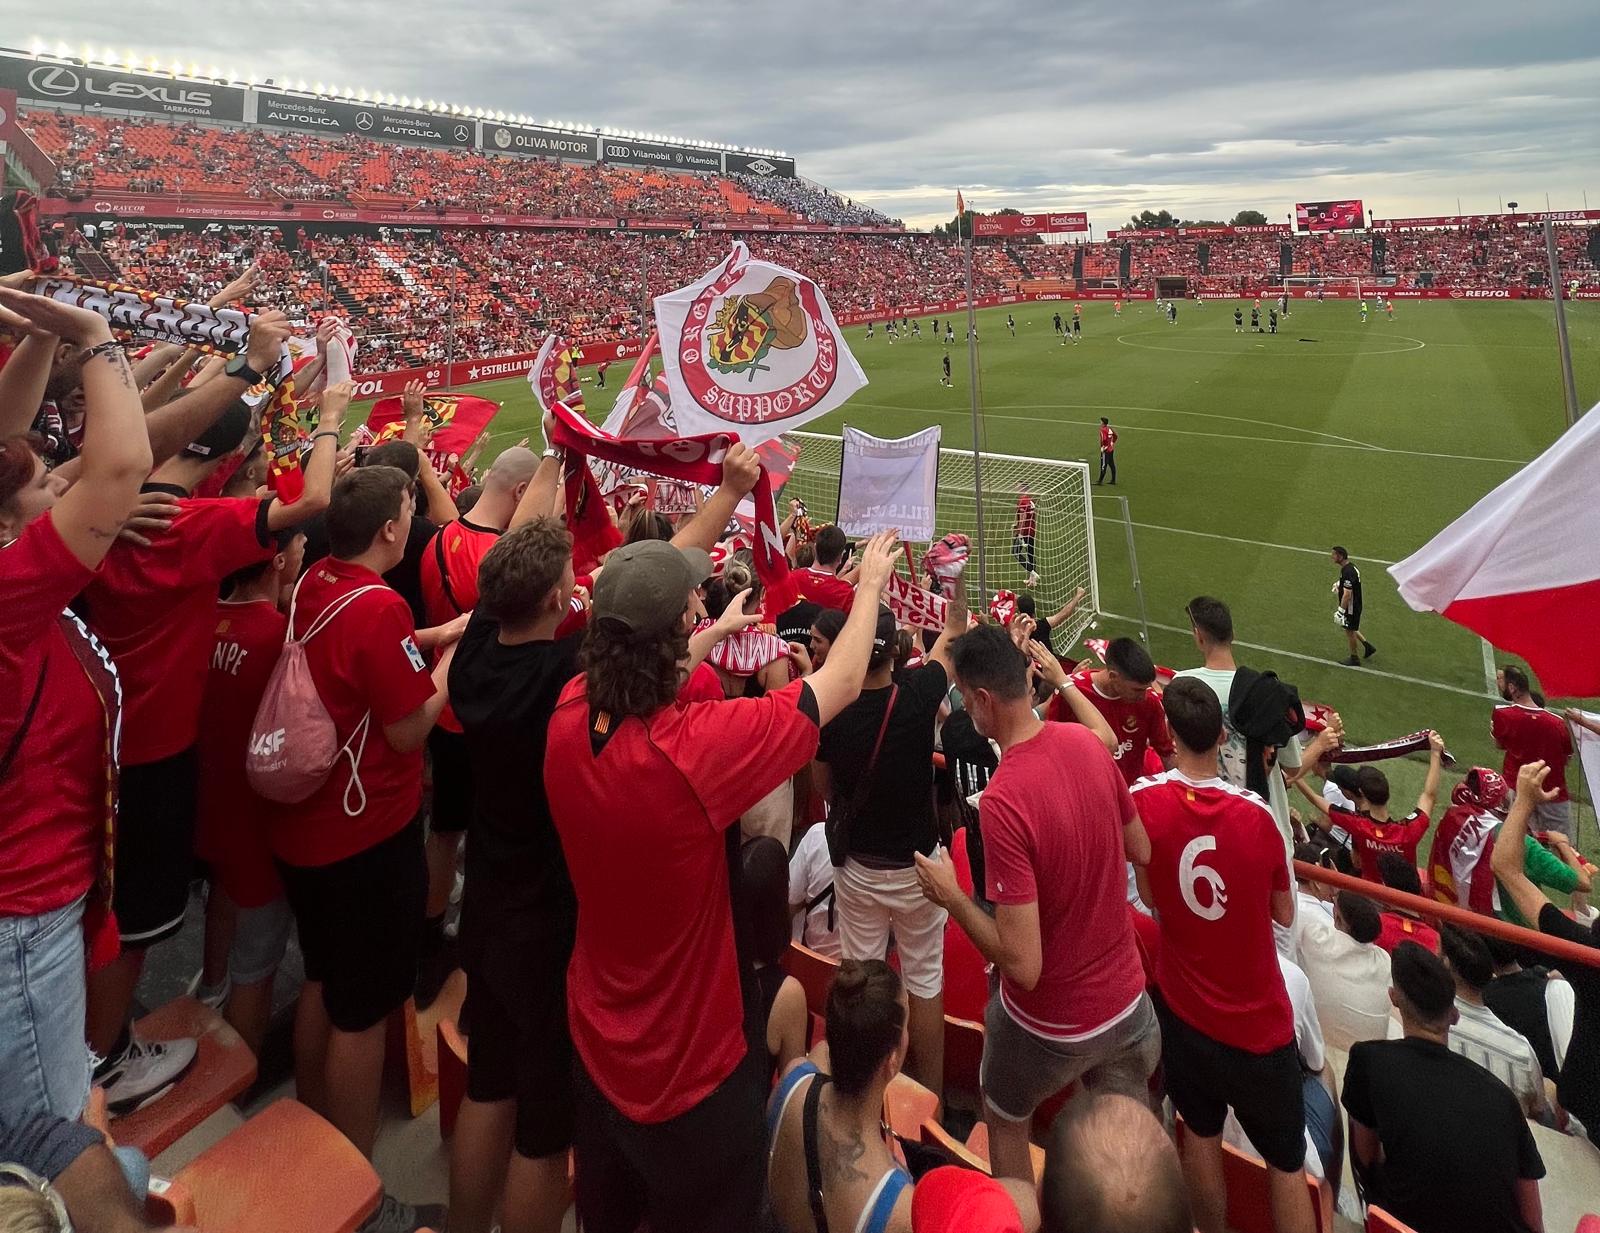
[956,189,966,215]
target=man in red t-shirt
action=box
[793,523,856,612]
[193,529,305,1056]
[272,466,460,1177]
[82,392,342,1114]
[1047,636,1174,786]
[916,624,1156,1184]
[414,445,540,1008]
[1096,417,1117,485]
[1493,665,1573,837]
[1130,677,1314,1233]
[544,528,899,1233]
[1298,734,1445,882]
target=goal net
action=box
[779,431,1100,647]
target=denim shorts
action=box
[0,896,92,1123]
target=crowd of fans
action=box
[2,243,1599,1233]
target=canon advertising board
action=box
[255,91,473,148]
[0,54,245,122]
[479,123,599,162]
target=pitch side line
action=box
[1099,613,1490,700]
[1092,515,1399,567]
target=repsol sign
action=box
[0,55,247,121]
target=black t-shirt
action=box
[818,661,948,864]
[447,611,582,976]
[1341,1036,1544,1233]
[1537,902,1600,1132]
[775,600,822,647]
[1339,561,1363,613]
[1483,966,1560,1080]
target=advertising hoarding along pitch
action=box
[479,123,598,161]
[255,91,474,148]
[0,53,246,122]
[600,137,723,173]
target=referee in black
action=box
[1332,546,1376,665]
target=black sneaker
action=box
[1342,656,1361,667]
[1363,642,1377,659]
[358,1192,447,1233]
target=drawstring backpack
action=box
[246,574,386,813]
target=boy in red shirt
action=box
[271,466,460,1202]
[192,528,306,1056]
[1297,734,1445,882]
[1047,636,1174,785]
[1493,665,1573,837]
[82,386,343,1114]
[1131,677,1313,1233]
[793,523,856,612]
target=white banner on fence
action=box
[1572,712,1600,815]
[837,425,941,542]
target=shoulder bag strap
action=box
[848,684,898,817]
[0,660,48,785]
[300,585,389,643]
[802,1075,830,1233]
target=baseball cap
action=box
[1326,764,1361,795]
[183,400,253,460]
[868,604,897,664]
[911,1167,1025,1233]
[591,540,712,636]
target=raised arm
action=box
[672,441,759,554]
[401,380,459,525]
[1044,585,1087,630]
[141,310,292,465]
[511,413,563,531]
[806,530,897,725]
[266,381,347,530]
[0,289,151,568]
[1025,639,1116,752]
[0,316,58,437]
[925,572,969,673]
[684,588,758,681]
[139,346,200,411]
[1414,731,1445,819]
[1491,761,1560,927]
[128,340,189,391]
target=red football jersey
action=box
[195,598,287,908]
[1047,669,1174,786]
[795,565,855,613]
[1491,704,1571,802]
[1131,770,1293,1053]
[1376,912,1441,955]
[420,517,501,734]
[545,676,821,1124]
[270,560,437,868]
[84,497,274,766]
[1100,425,1117,452]
[1329,805,1430,883]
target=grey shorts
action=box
[980,989,1161,1123]
[1534,798,1573,839]
[229,896,294,986]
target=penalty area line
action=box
[1098,613,1491,700]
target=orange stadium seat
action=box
[1365,1207,1422,1233]
[171,1099,382,1233]
[1174,1116,1333,1233]
[943,1013,985,1098]
[883,1073,941,1141]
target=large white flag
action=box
[1388,401,1600,697]
[837,425,942,542]
[654,242,867,444]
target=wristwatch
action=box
[1055,680,1077,696]
[224,354,265,385]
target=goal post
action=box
[779,431,1100,648]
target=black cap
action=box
[182,400,253,460]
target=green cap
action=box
[592,540,713,635]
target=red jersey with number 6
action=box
[1131,769,1293,1053]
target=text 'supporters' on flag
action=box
[1388,401,1600,697]
[365,393,500,498]
[654,242,867,444]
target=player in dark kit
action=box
[1166,301,1177,324]
[1072,313,1082,337]
[1234,307,1244,332]
[1053,312,1063,335]
[1097,417,1118,485]
[941,353,952,387]
[1250,307,1261,332]
[1332,546,1376,665]
[1268,308,1278,334]
[945,322,954,344]
[1006,313,1016,337]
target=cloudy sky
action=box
[15,1,1600,229]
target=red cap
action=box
[911,1167,1025,1233]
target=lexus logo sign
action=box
[28,65,80,97]
[355,111,373,131]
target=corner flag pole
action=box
[961,196,990,603]
[1544,221,1581,427]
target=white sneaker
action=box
[185,969,231,1010]
[358,1192,448,1233]
[1025,571,1040,588]
[99,1033,199,1116]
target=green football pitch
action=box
[415,297,1600,847]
